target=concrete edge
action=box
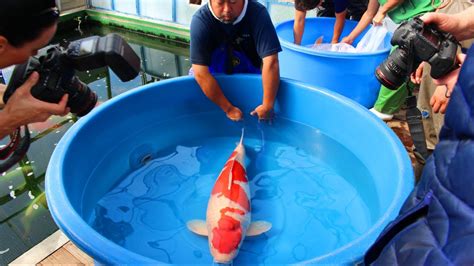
[9,230,69,265]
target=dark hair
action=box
[0,0,59,47]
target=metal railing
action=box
[84,0,295,26]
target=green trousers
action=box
[372,82,409,114]
[373,46,410,114]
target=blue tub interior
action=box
[276,18,392,108]
[46,75,413,264]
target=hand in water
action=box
[226,106,243,121]
[250,104,273,122]
[340,36,354,45]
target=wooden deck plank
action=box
[39,246,81,264]
[38,241,93,265]
[62,242,94,264]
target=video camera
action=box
[3,33,141,116]
[0,33,140,173]
[375,17,459,90]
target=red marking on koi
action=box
[211,154,250,211]
[211,215,242,254]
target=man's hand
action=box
[421,12,466,42]
[410,62,424,84]
[341,36,354,45]
[372,10,386,26]
[4,72,70,123]
[0,72,70,139]
[433,53,466,92]
[430,85,450,114]
[225,106,243,121]
[250,104,273,121]
[0,84,7,109]
[192,64,239,121]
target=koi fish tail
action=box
[213,261,232,266]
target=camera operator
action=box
[363,7,474,265]
[407,3,473,151]
[0,0,69,140]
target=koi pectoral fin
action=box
[187,220,208,236]
[246,221,272,237]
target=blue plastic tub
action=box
[46,75,413,264]
[276,18,392,107]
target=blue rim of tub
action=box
[275,18,392,58]
[46,75,413,264]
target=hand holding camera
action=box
[3,33,140,116]
[0,33,140,172]
[3,71,70,125]
[375,16,460,90]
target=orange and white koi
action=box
[187,130,271,264]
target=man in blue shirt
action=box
[190,0,282,121]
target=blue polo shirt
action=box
[190,1,281,73]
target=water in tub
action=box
[89,113,378,264]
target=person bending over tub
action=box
[190,0,281,122]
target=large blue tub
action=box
[46,75,413,264]
[276,18,391,108]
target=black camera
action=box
[375,17,459,90]
[3,33,141,116]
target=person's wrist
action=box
[261,102,273,110]
[222,103,233,114]
[0,111,20,134]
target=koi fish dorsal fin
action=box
[246,221,272,237]
[228,128,245,191]
[187,220,208,236]
[239,128,245,146]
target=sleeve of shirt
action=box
[252,7,282,59]
[190,14,212,66]
[334,0,349,13]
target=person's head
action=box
[0,0,59,68]
[209,0,245,24]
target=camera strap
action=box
[0,126,31,173]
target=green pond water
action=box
[0,23,190,264]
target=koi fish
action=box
[187,130,271,264]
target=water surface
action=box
[89,113,378,264]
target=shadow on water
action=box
[0,22,190,264]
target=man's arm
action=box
[294,9,307,45]
[251,54,279,120]
[372,0,403,25]
[0,84,6,109]
[341,0,379,44]
[332,10,347,43]
[192,64,243,121]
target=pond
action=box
[0,23,191,264]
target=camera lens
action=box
[375,48,411,90]
[66,76,98,117]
